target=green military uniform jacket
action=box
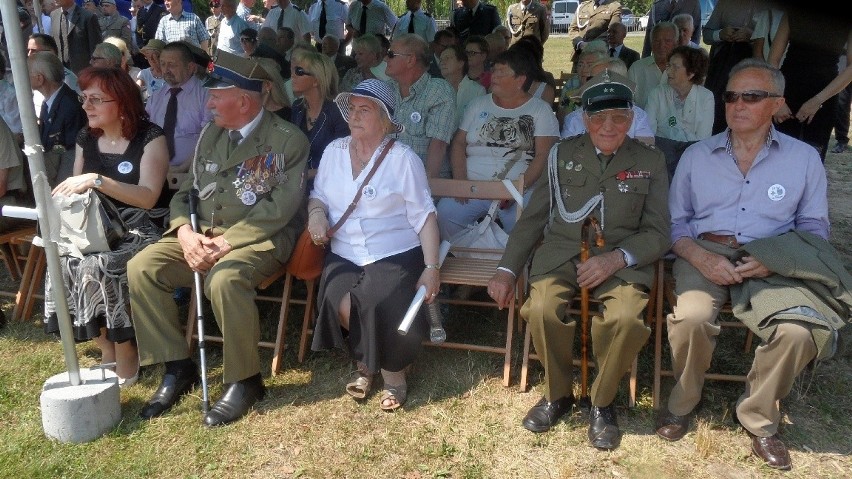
[507,1,549,44]
[167,110,310,263]
[499,134,670,288]
[567,0,622,60]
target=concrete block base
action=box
[40,368,121,443]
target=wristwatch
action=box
[93,174,103,189]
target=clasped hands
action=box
[178,224,232,273]
[487,250,626,309]
[698,251,771,286]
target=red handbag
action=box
[285,140,395,281]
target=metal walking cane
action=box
[188,188,210,413]
[579,215,604,408]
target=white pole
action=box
[0,1,81,385]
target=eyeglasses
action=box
[586,110,632,126]
[89,56,106,63]
[293,66,313,77]
[386,50,414,59]
[722,90,782,104]
[465,50,485,56]
[240,37,256,43]
[78,95,116,106]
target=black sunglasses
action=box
[386,50,414,59]
[722,90,781,104]
[293,66,313,77]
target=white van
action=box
[551,0,580,33]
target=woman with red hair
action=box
[45,67,170,387]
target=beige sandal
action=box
[345,364,373,399]
[379,384,407,411]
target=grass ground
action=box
[1,35,851,478]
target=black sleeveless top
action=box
[77,120,170,209]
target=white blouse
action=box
[310,137,436,266]
[645,82,715,142]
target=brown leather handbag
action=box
[286,140,395,280]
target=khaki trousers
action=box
[666,255,817,436]
[128,237,282,383]
[522,261,651,406]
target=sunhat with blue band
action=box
[334,79,405,134]
[203,50,268,93]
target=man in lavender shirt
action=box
[656,59,840,470]
[145,41,213,173]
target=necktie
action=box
[163,87,182,159]
[408,12,415,33]
[60,11,69,65]
[39,101,49,135]
[598,153,613,173]
[228,129,242,156]
[359,4,368,34]
[319,1,327,39]
[609,47,616,57]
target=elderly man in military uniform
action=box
[506,0,549,46]
[128,51,309,427]
[488,71,670,450]
[567,0,621,70]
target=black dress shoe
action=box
[588,404,621,450]
[655,410,691,442]
[749,432,792,470]
[203,373,266,427]
[522,395,574,433]
[139,364,200,420]
[831,142,848,154]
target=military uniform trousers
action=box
[522,259,650,406]
[666,240,818,437]
[129,237,283,383]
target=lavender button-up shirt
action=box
[145,75,213,168]
[669,126,829,244]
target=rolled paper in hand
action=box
[397,285,427,336]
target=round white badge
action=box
[767,184,785,201]
[410,111,422,123]
[362,184,376,200]
[241,190,257,205]
[117,161,133,174]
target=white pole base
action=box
[40,368,121,443]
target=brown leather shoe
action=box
[750,433,792,470]
[655,410,691,442]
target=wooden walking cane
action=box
[579,216,604,408]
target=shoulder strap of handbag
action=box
[326,139,395,237]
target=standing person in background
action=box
[392,0,436,43]
[450,0,501,44]
[51,0,102,74]
[206,0,223,56]
[262,0,311,42]
[218,0,251,55]
[606,21,639,70]
[345,0,397,44]
[308,0,348,49]
[642,0,700,57]
[566,0,620,72]
[155,0,210,52]
[506,0,549,46]
[100,0,136,57]
[769,7,852,161]
[702,0,757,134]
[135,0,167,63]
[830,53,852,154]
[749,1,782,62]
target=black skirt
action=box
[311,246,428,374]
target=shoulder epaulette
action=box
[293,5,302,11]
